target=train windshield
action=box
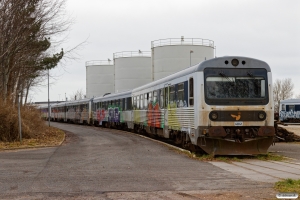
[204,68,269,105]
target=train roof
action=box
[280,99,300,104]
[196,56,271,72]
[93,90,132,102]
[133,56,271,93]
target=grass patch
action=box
[187,152,286,162]
[254,153,285,161]
[0,127,65,150]
[189,153,241,162]
[171,147,286,162]
[275,179,300,193]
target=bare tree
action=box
[0,0,69,104]
[273,78,294,112]
[69,89,85,101]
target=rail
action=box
[113,51,151,59]
[85,60,114,66]
[151,38,214,48]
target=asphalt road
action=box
[269,142,300,161]
[0,123,283,199]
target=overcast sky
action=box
[30,0,300,102]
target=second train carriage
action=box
[279,99,300,122]
[92,91,132,127]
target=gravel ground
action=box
[278,124,300,136]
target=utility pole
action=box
[18,93,22,143]
[48,68,50,127]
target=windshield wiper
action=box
[219,72,235,85]
[247,71,260,93]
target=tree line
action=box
[273,78,300,113]
[0,0,68,105]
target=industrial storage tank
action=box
[86,60,114,98]
[151,37,215,81]
[114,51,152,93]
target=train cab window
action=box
[177,83,184,107]
[153,91,157,103]
[160,89,164,109]
[189,77,194,106]
[144,94,148,108]
[169,85,175,104]
[140,95,144,109]
[137,95,140,110]
[281,104,285,111]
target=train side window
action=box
[153,91,157,103]
[189,77,194,106]
[127,97,132,110]
[177,83,184,107]
[169,85,175,104]
[164,87,169,108]
[144,94,147,108]
[289,105,295,112]
[160,89,164,109]
[119,99,123,110]
[140,94,144,109]
[137,95,140,110]
[148,92,152,104]
[122,98,125,110]
[133,97,136,110]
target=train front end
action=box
[196,57,275,155]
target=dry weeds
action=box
[0,97,65,149]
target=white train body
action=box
[39,56,275,155]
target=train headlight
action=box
[258,112,266,120]
[210,112,218,120]
[231,59,239,66]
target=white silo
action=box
[114,51,152,93]
[86,60,114,98]
[151,37,215,80]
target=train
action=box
[279,99,300,123]
[39,56,275,155]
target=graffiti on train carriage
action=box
[96,109,106,124]
[108,106,121,122]
[146,100,162,128]
[280,110,300,121]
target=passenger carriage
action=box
[92,91,132,128]
[65,98,93,124]
[279,99,300,122]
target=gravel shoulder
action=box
[278,124,300,136]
